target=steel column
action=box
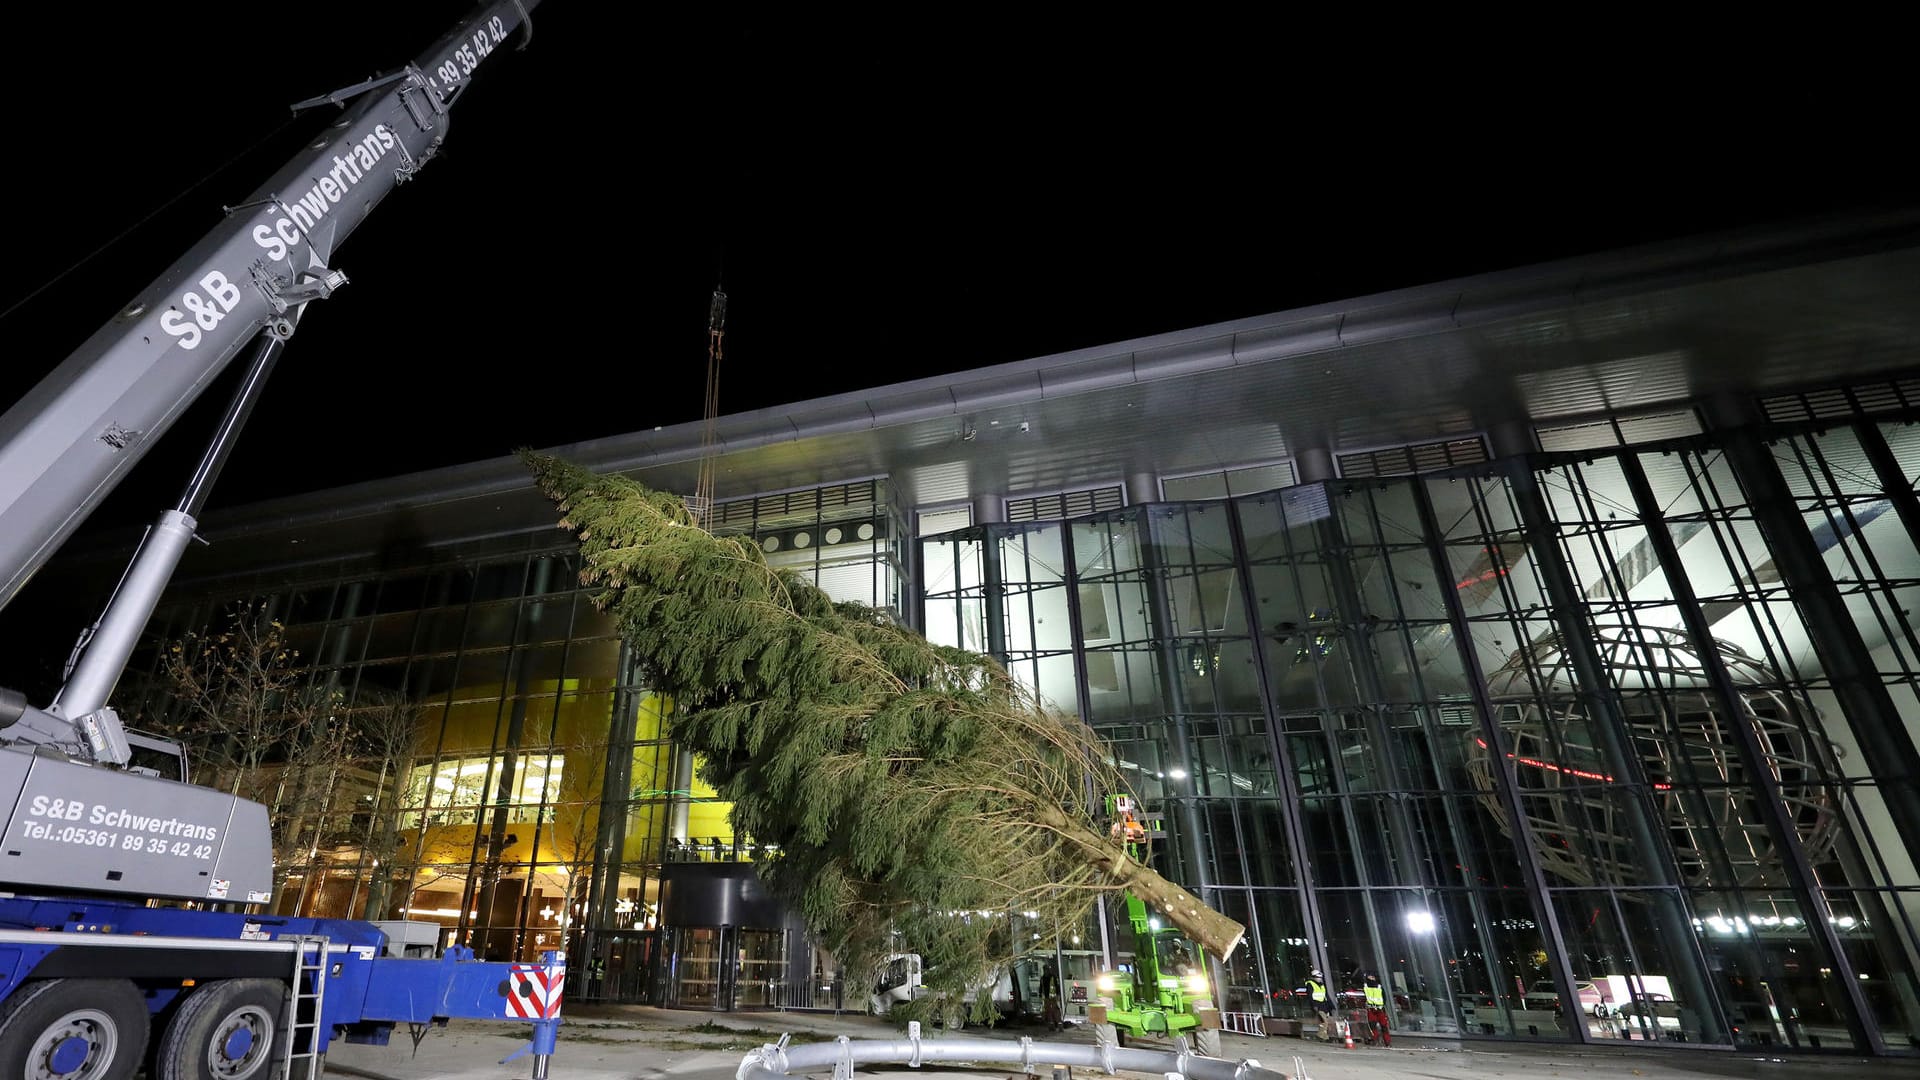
[1620,451,1876,1051]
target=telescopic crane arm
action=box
[0,5,541,909]
[0,2,540,767]
[0,1,539,615]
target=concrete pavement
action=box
[320,1006,1917,1080]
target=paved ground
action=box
[321,1006,1919,1080]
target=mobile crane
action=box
[0,5,568,1080]
[1087,796,1223,1057]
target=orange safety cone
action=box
[1342,1019,1356,1049]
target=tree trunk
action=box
[1032,802,1246,960]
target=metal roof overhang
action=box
[99,207,1920,586]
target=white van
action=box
[868,953,926,1016]
[869,952,1058,1024]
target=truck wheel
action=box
[0,978,149,1080]
[1194,1026,1221,1058]
[156,979,286,1080]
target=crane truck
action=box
[1087,796,1222,1057]
[0,5,568,1080]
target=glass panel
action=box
[1298,796,1358,888]
[1381,889,1456,1035]
[1224,802,1294,889]
[734,928,786,1008]
[917,505,973,536]
[1829,890,1920,1047]
[472,561,528,603]
[363,611,420,662]
[1014,652,1069,714]
[673,927,724,1007]
[375,574,430,614]
[1028,584,1075,652]
[521,591,578,645]
[1314,888,1377,1003]
[315,620,367,668]
[1072,510,1146,578]
[1226,462,1295,497]
[1163,472,1229,501]
[400,753,563,828]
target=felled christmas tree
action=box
[523,452,1245,1008]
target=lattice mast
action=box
[690,286,727,526]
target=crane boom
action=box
[0,0,540,613]
[0,16,572,1080]
[0,1,541,904]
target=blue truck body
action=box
[0,896,556,1054]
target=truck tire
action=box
[155,979,287,1080]
[1194,1026,1221,1058]
[0,978,149,1080]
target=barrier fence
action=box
[1221,1012,1267,1037]
[771,976,849,1013]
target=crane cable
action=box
[0,113,303,327]
[693,286,727,526]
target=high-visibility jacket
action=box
[1364,984,1385,1008]
[1308,979,1328,1003]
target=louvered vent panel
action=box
[1537,420,1618,453]
[1806,387,1853,418]
[1762,379,1920,423]
[710,480,881,532]
[1338,437,1489,478]
[1005,485,1125,523]
[1852,381,1908,415]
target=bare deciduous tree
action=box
[158,604,432,915]
[158,603,341,902]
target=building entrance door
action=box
[733,928,785,1008]
[600,929,659,1004]
[672,926,727,1008]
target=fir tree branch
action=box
[521,450,1249,1003]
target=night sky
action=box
[0,3,1908,533]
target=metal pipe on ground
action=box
[735,1034,1301,1080]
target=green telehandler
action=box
[1088,795,1225,1057]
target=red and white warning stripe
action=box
[506,962,566,1018]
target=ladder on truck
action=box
[284,936,329,1080]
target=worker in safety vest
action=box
[1307,969,1334,1040]
[1363,973,1391,1047]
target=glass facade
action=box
[126,480,906,1009]
[920,411,1920,1054]
[119,402,1920,1049]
